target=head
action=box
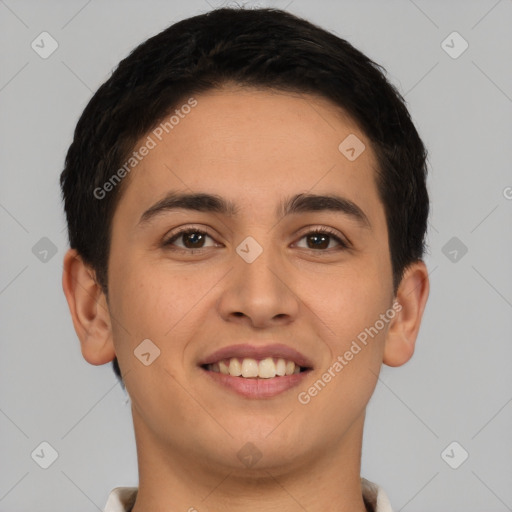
[60,7,429,476]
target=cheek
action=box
[298,274,392,427]
[108,265,208,413]
[307,258,392,347]
[108,259,228,363]
[111,269,191,340]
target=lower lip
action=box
[201,368,311,398]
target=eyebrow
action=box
[138,191,371,228]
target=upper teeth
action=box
[207,357,301,378]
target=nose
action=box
[217,239,300,329]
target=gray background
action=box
[1,0,511,510]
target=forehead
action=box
[113,86,385,228]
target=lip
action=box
[198,343,314,369]
[202,368,311,399]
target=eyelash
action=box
[162,225,350,254]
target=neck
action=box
[130,409,368,512]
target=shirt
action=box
[102,478,393,512]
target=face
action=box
[106,86,396,473]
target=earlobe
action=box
[383,260,430,367]
[62,249,116,366]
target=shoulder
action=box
[361,478,394,512]
[102,487,138,512]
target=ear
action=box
[62,249,116,366]
[383,260,429,367]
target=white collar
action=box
[102,478,393,512]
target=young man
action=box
[60,7,429,512]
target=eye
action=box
[295,227,349,251]
[162,226,350,254]
[163,227,217,252]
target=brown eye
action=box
[164,229,215,251]
[296,228,349,251]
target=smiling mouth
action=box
[202,357,311,379]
